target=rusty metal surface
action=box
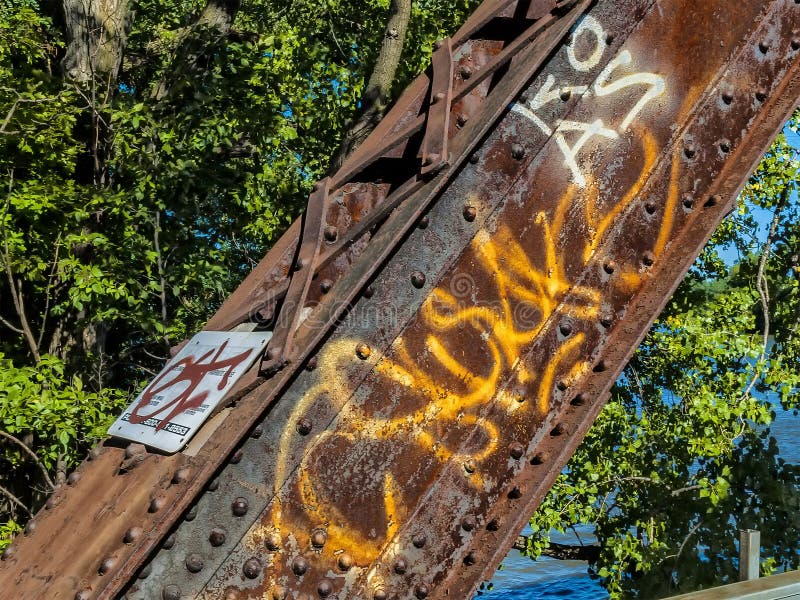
[1,1,799,599]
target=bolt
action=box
[415,584,429,599]
[705,195,721,207]
[721,91,733,105]
[412,533,427,548]
[229,449,243,464]
[606,33,615,45]
[511,143,525,160]
[487,519,500,531]
[163,534,176,550]
[755,88,767,102]
[207,477,220,491]
[411,271,426,288]
[67,471,81,485]
[463,205,477,222]
[559,88,571,101]
[793,39,800,51]
[75,591,91,600]
[464,551,477,566]
[508,486,522,499]
[644,201,657,215]
[162,585,181,600]
[432,92,446,105]
[320,279,333,294]
[719,140,730,153]
[682,194,695,209]
[456,113,468,127]
[311,529,327,548]
[559,322,573,336]
[418,215,430,229]
[124,527,143,544]
[374,590,388,600]
[297,418,313,435]
[556,380,568,392]
[324,225,338,242]
[758,41,770,54]
[338,553,353,571]
[265,531,282,551]
[318,580,333,597]
[593,360,607,373]
[292,556,309,576]
[306,356,318,371]
[600,316,613,329]
[251,424,264,438]
[232,497,249,517]
[243,558,262,579]
[185,553,204,573]
[551,423,567,436]
[642,251,655,267]
[531,452,546,465]
[138,563,152,579]
[510,442,525,460]
[463,458,476,473]
[356,343,372,360]
[395,558,408,574]
[272,586,287,600]
[149,496,166,513]
[209,528,226,547]
[570,394,587,406]
[462,515,476,531]
[468,153,480,164]
[423,153,440,166]
[87,446,102,461]
[99,556,117,575]
[603,260,616,274]
[363,285,375,298]
[1,545,15,561]
[519,92,529,104]
[460,65,472,79]
[683,142,696,159]
[23,520,36,535]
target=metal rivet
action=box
[149,496,166,513]
[45,495,59,510]
[75,590,91,600]
[463,459,476,473]
[395,558,408,574]
[721,91,733,105]
[87,446,102,461]
[551,424,566,436]
[297,418,313,436]
[23,520,36,535]
[464,551,477,566]
[510,442,525,460]
[570,394,586,406]
[67,471,80,485]
[265,531,282,551]
[306,356,318,371]
[185,553,203,573]
[456,113,468,127]
[412,534,427,548]
[463,205,477,222]
[559,321,573,336]
[644,202,657,215]
[311,529,327,548]
[531,453,545,465]
[508,486,522,499]
[593,360,606,373]
[99,556,117,575]
[243,558,262,579]
[418,215,430,229]
[792,39,800,51]
[682,194,695,210]
[719,140,730,153]
[600,316,613,329]
[172,468,190,485]
[434,38,446,50]
[373,590,388,600]
[460,65,472,79]
[363,285,375,298]
[755,88,767,102]
[603,260,616,274]
[207,477,220,492]
[232,497,249,517]
[163,534,176,550]
[229,449,243,464]
[272,586,287,600]
[559,88,571,101]
[642,251,655,267]
[705,195,720,207]
[209,528,226,547]
[605,33,615,44]
[338,553,353,571]
[415,584,429,599]
[519,92,529,104]
[462,516,476,531]
[319,279,333,294]
[683,143,696,159]
[511,144,525,160]
[1,545,15,561]
[556,380,568,391]
[224,591,239,600]
[251,424,264,438]
[324,225,338,242]
[356,343,372,360]
[758,41,769,54]
[411,272,426,288]
[292,556,309,576]
[487,519,500,531]
[432,92,445,105]
[124,527,142,544]
[162,585,181,600]
[138,563,152,579]
[318,580,333,597]
[468,153,480,164]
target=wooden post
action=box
[739,529,760,581]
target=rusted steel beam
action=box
[1,1,799,599]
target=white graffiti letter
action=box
[512,74,588,135]
[594,50,666,131]
[566,16,606,72]
[554,119,619,187]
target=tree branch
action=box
[0,431,56,491]
[513,536,601,562]
[0,483,31,516]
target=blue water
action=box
[486,402,800,599]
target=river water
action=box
[484,403,800,599]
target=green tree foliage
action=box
[524,115,800,598]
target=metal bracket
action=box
[420,38,454,175]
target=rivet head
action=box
[792,39,800,51]
[265,531,282,551]
[311,529,327,548]
[570,394,587,406]
[297,418,313,436]
[162,584,181,600]
[519,92,529,104]
[162,534,176,550]
[209,528,226,547]
[138,563,153,579]
[551,423,567,436]
[323,225,338,242]
[394,558,407,574]
[559,321,572,336]
[207,477,220,491]
[463,205,477,222]
[683,143,696,159]
[462,516,476,531]
[593,360,607,373]
[530,452,546,465]
[508,486,522,499]
[412,533,426,548]
[356,343,372,360]
[373,590,388,600]
[415,584,429,599]
[229,449,243,464]
[600,316,613,329]
[318,580,333,597]
[149,496,166,513]
[418,215,430,229]
[1,545,16,560]
[460,65,472,79]
[124,527,143,544]
[272,586,287,600]
[487,519,500,531]
[510,442,525,460]
[644,201,657,215]
[468,152,480,164]
[411,271,426,288]
[232,497,249,517]
[511,143,525,160]
[603,260,616,274]
[432,92,446,104]
[463,458,476,473]
[251,424,264,438]
[67,471,81,485]
[306,356,318,371]
[24,520,36,535]
[464,551,477,566]
[719,140,730,153]
[172,468,191,485]
[755,88,767,102]
[682,194,695,209]
[99,556,117,575]
[559,88,571,101]
[75,590,91,600]
[292,556,309,576]
[758,41,769,54]
[363,285,375,299]
[456,113,468,127]
[556,380,568,392]
[642,251,655,267]
[320,279,333,294]
[423,153,440,166]
[185,553,204,573]
[338,553,353,571]
[243,557,262,579]
[721,91,733,105]
[87,446,102,461]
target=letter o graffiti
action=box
[567,16,606,72]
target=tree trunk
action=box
[328,0,413,173]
